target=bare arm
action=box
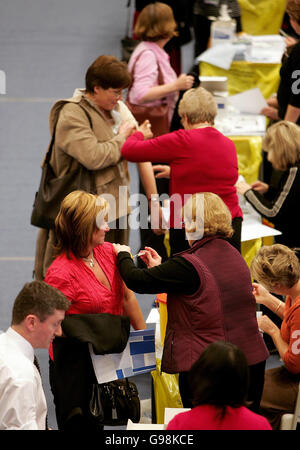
[122,284,146,330]
[140,74,194,103]
[284,104,300,123]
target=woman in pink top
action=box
[127,2,194,127]
[251,244,300,429]
[127,2,194,262]
[166,341,272,430]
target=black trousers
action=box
[178,359,266,413]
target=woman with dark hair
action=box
[33,54,154,280]
[167,342,272,430]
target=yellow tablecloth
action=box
[200,60,281,99]
[230,135,262,184]
[239,0,286,36]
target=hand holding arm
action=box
[113,243,132,255]
[118,120,137,139]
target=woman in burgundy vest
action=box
[114,192,269,411]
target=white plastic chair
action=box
[280,382,300,430]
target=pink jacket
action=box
[127,41,178,122]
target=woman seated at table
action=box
[121,86,243,255]
[44,190,146,429]
[250,244,300,429]
[114,192,269,411]
[236,121,300,249]
[167,341,272,430]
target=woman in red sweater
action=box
[166,341,271,430]
[122,86,242,255]
[250,244,300,429]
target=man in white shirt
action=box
[0,281,70,430]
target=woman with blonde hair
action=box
[122,87,243,255]
[236,120,300,248]
[250,244,300,429]
[44,190,146,429]
[113,192,268,411]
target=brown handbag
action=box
[126,51,170,137]
[30,105,96,229]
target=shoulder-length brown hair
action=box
[54,190,109,259]
[134,2,177,42]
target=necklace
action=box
[82,250,94,268]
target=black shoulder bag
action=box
[30,105,96,229]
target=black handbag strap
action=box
[129,49,165,92]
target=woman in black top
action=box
[236,121,300,249]
[261,0,300,124]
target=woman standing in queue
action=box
[127,2,194,260]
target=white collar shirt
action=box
[0,327,47,430]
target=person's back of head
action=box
[189,341,249,417]
[250,243,300,291]
[134,2,177,41]
[182,192,234,242]
[178,87,217,126]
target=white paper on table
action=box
[214,113,266,136]
[89,328,156,384]
[241,203,282,242]
[228,88,268,115]
[197,43,236,70]
[247,35,285,63]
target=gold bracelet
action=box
[275,301,281,313]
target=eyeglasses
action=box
[108,88,123,98]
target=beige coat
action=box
[34,90,137,280]
[48,89,137,220]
